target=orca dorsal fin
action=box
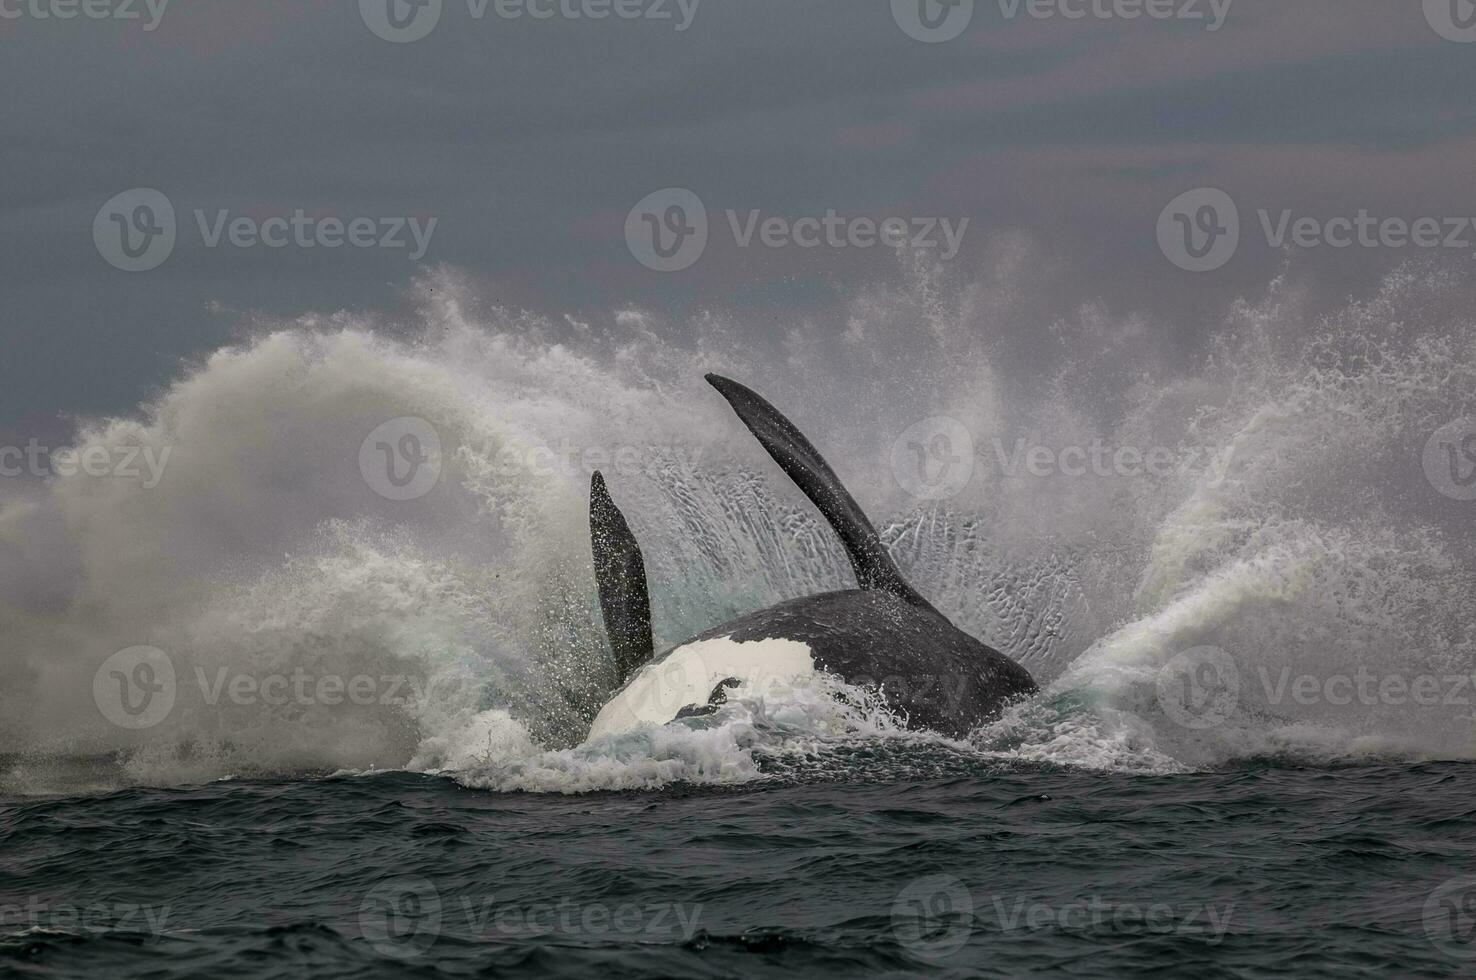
[589,472,654,685]
[705,374,931,608]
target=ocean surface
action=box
[3,761,1476,978]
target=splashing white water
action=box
[426,673,919,794]
[2,252,1475,794]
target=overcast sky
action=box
[4,0,1476,436]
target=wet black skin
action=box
[661,589,1036,738]
[589,373,1039,740]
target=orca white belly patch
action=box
[585,635,816,742]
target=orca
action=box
[584,374,1037,741]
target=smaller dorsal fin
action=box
[589,472,654,684]
[705,374,931,608]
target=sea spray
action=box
[2,252,1474,792]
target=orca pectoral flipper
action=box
[705,374,930,608]
[590,471,654,684]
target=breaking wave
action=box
[3,246,1475,795]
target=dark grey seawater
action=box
[4,759,1476,979]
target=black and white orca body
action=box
[584,375,1036,742]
